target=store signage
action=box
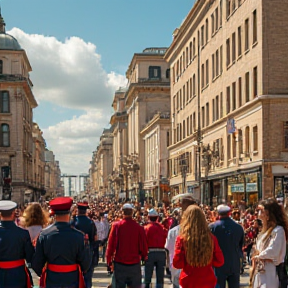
[231,183,244,192]
[246,183,258,192]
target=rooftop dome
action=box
[0,10,22,51]
[0,33,21,50]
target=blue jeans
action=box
[144,250,166,288]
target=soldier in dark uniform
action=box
[209,204,244,288]
[71,201,97,288]
[32,197,91,288]
[0,200,34,288]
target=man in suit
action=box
[209,204,244,288]
[0,200,34,288]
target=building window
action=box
[206,18,209,44]
[245,126,250,154]
[232,82,236,111]
[226,86,231,114]
[183,85,186,107]
[232,32,236,62]
[215,8,219,30]
[202,106,205,128]
[211,14,215,35]
[0,91,10,113]
[166,69,170,79]
[201,25,205,47]
[220,92,223,118]
[226,39,230,67]
[183,120,186,139]
[232,133,237,158]
[206,103,209,126]
[216,49,219,76]
[201,64,205,88]
[212,54,215,79]
[193,74,196,96]
[245,72,250,102]
[220,45,223,73]
[186,47,188,67]
[1,124,10,147]
[227,0,231,18]
[216,95,219,120]
[284,122,288,149]
[206,60,209,85]
[245,18,249,51]
[193,112,196,131]
[253,66,258,98]
[190,115,193,134]
[193,38,196,57]
[238,26,242,57]
[227,134,231,160]
[253,126,258,151]
[253,10,257,44]
[239,129,243,154]
[149,66,161,79]
[187,117,189,136]
[212,99,215,122]
[0,60,3,74]
[220,0,223,26]
[238,77,242,107]
[189,41,192,62]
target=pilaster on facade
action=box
[165,0,288,206]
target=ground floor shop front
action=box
[169,163,288,207]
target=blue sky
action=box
[1,0,196,174]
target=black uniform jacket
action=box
[71,215,97,247]
[32,222,91,288]
[0,220,34,288]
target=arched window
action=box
[0,91,10,113]
[1,124,10,147]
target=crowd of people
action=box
[0,194,287,288]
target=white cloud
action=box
[8,28,127,110]
[7,28,127,174]
[43,109,111,174]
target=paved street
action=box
[31,261,250,287]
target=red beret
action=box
[77,202,89,210]
[49,197,73,214]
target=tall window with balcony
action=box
[1,124,10,147]
[0,91,9,113]
[149,66,161,79]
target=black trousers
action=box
[114,262,142,288]
[144,250,166,288]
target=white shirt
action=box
[165,225,180,285]
[94,220,105,241]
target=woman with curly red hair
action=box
[173,205,224,288]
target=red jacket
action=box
[144,222,167,248]
[173,234,224,288]
[106,217,148,265]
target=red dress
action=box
[173,234,224,288]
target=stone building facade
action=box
[90,128,113,196]
[110,87,128,199]
[124,47,170,201]
[165,0,288,205]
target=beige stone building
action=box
[124,47,170,202]
[165,0,288,206]
[110,87,128,199]
[0,13,38,204]
[30,122,46,201]
[44,150,63,200]
[90,128,113,196]
[140,112,170,202]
